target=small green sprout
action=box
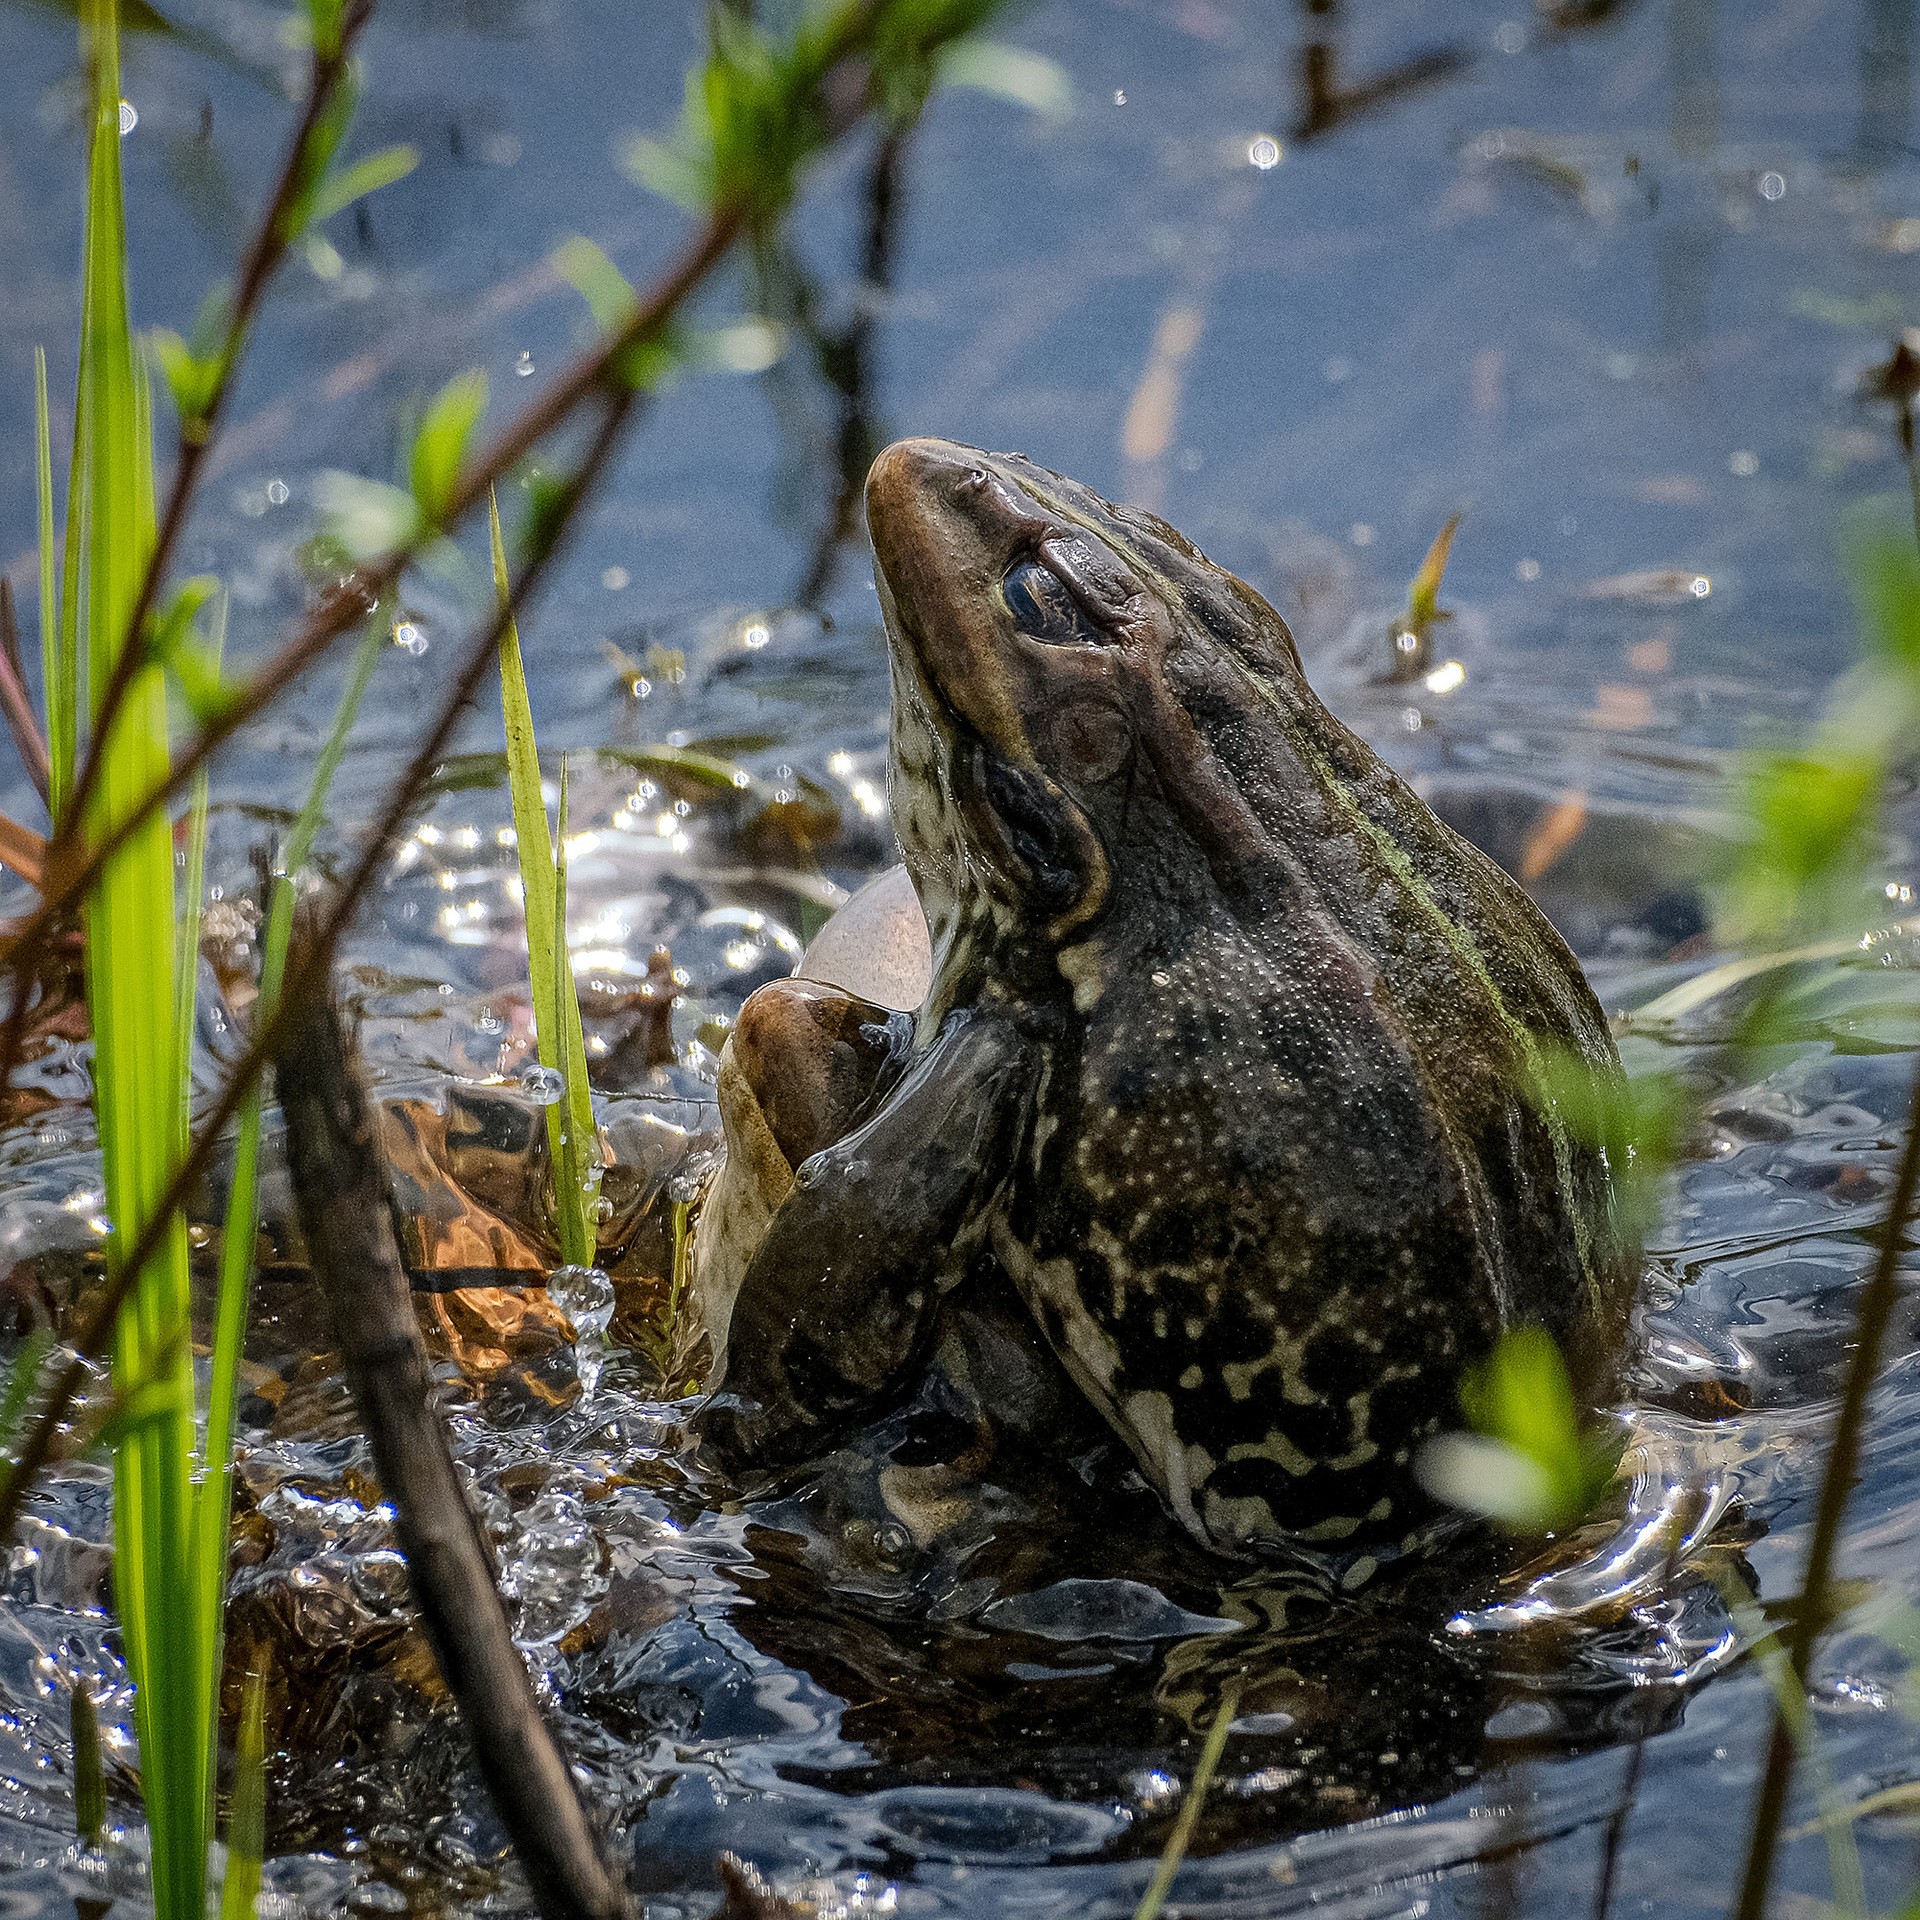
[1418,1326,1622,1534]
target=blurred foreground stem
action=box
[1731,996,1920,1919]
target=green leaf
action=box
[218,1668,268,1920]
[276,70,358,242]
[1528,1044,1686,1240]
[1132,1678,1241,1920]
[552,236,638,333]
[310,141,419,224]
[1421,1325,1622,1534]
[1718,748,1884,947]
[33,346,71,826]
[1845,522,1920,686]
[145,575,237,723]
[492,495,599,1266]
[194,609,383,1806]
[410,368,488,529]
[147,327,219,433]
[1404,513,1462,634]
[1415,1431,1562,1532]
[549,239,688,388]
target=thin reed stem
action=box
[1730,1058,1920,1920]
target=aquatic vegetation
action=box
[0,0,1023,1909]
[1131,1679,1241,1920]
[3,0,1920,1912]
[491,489,601,1271]
[1427,504,1920,1917]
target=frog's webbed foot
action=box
[695,1010,1033,1471]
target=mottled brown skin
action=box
[699,438,1634,1563]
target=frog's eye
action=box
[1002,559,1107,647]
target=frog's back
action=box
[984,489,1631,1562]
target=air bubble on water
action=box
[515,350,535,377]
[394,621,428,655]
[265,478,289,506]
[520,1064,566,1106]
[118,101,137,135]
[591,1194,615,1225]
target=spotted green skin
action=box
[700,438,1634,1562]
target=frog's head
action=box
[866,437,1304,1002]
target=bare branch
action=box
[274,949,633,1920]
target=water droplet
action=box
[548,1265,615,1405]
[1248,135,1281,171]
[519,1065,566,1106]
[515,350,535,377]
[118,100,138,136]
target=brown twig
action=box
[272,951,632,1920]
[1729,1063,1920,1920]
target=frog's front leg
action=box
[694,1010,1034,1470]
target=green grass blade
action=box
[492,493,596,1265]
[75,0,207,1909]
[1132,1680,1240,1920]
[551,757,600,1266]
[195,611,381,1770]
[33,348,68,825]
[217,1668,266,1920]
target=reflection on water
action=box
[3,0,1920,1914]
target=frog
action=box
[695,437,1635,1563]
